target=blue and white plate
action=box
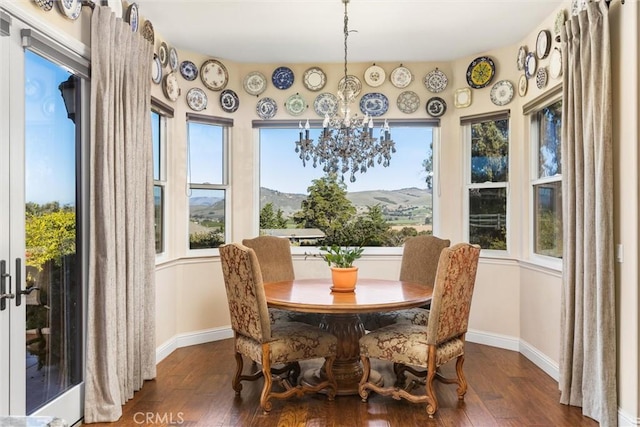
[359,93,389,117]
[186,87,207,112]
[313,92,338,117]
[180,60,198,81]
[256,97,277,119]
[271,66,294,90]
[125,3,139,32]
[220,89,240,113]
[57,0,82,20]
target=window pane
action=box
[534,181,562,258]
[188,122,223,184]
[537,100,562,178]
[470,119,509,183]
[154,185,164,253]
[151,111,161,181]
[260,126,434,246]
[189,188,225,249]
[469,187,506,250]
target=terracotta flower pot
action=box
[330,267,358,292]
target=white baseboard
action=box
[617,409,639,426]
[519,339,559,381]
[155,326,233,364]
[467,328,520,352]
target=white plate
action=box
[454,88,471,108]
[516,46,527,71]
[424,68,448,93]
[518,74,528,97]
[549,47,562,79]
[490,80,514,106]
[57,0,82,20]
[364,65,386,87]
[151,54,162,84]
[243,71,267,96]
[303,67,326,91]
[313,92,338,117]
[396,91,420,114]
[200,59,228,91]
[390,65,413,88]
[286,93,307,116]
[536,30,551,59]
[186,87,207,112]
[162,72,180,102]
[525,52,537,79]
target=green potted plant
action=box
[319,245,364,292]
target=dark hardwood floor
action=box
[88,339,598,426]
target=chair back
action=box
[219,243,272,343]
[242,236,295,283]
[426,243,481,345]
[399,235,451,286]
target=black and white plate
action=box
[180,60,198,81]
[220,89,240,113]
[271,66,294,90]
[425,97,447,118]
[313,92,338,117]
[186,87,207,112]
[34,0,54,12]
[359,93,389,117]
[243,71,267,96]
[490,80,514,106]
[396,91,420,114]
[536,67,548,89]
[256,97,278,119]
[424,68,448,93]
[200,59,228,91]
[158,42,169,67]
[303,67,326,91]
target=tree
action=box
[260,202,287,229]
[25,204,76,271]
[293,173,356,245]
[349,204,390,246]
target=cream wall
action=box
[4,0,638,422]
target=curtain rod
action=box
[81,1,95,10]
[604,0,624,7]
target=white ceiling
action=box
[135,0,563,64]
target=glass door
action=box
[0,13,85,424]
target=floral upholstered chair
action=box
[242,235,321,326]
[358,243,481,417]
[361,235,450,330]
[219,243,337,413]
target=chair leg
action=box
[425,349,439,418]
[455,355,468,399]
[358,356,372,402]
[259,350,274,414]
[232,352,243,394]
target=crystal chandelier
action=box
[295,0,395,183]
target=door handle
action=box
[0,260,15,311]
[15,258,24,306]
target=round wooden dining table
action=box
[263,278,433,395]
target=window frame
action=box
[151,97,172,259]
[525,86,563,270]
[253,118,441,256]
[186,113,232,255]
[461,110,511,257]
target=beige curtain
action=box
[559,2,616,426]
[84,6,156,423]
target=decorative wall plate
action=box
[179,60,198,81]
[571,0,587,16]
[303,67,326,91]
[396,91,420,114]
[271,66,294,90]
[158,42,169,67]
[168,47,178,72]
[313,92,338,117]
[524,52,537,79]
[359,93,389,117]
[57,0,82,20]
[549,47,562,79]
[390,65,413,88]
[151,54,162,84]
[364,65,386,87]
[554,9,566,42]
[256,97,278,119]
[518,74,528,97]
[338,75,362,97]
[34,0,54,12]
[536,67,548,89]
[162,72,180,102]
[286,93,307,116]
[426,97,447,117]
[454,87,472,108]
[141,19,154,44]
[102,0,123,19]
[220,89,240,113]
[517,46,527,71]
[424,68,448,93]
[125,3,138,31]
[536,30,551,59]
[466,56,495,89]
[186,87,207,112]
[490,80,514,106]
[200,59,228,91]
[243,71,267,96]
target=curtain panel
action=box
[84,6,156,423]
[559,1,616,426]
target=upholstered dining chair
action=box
[358,242,481,417]
[361,235,450,330]
[243,235,321,326]
[219,243,338,413]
